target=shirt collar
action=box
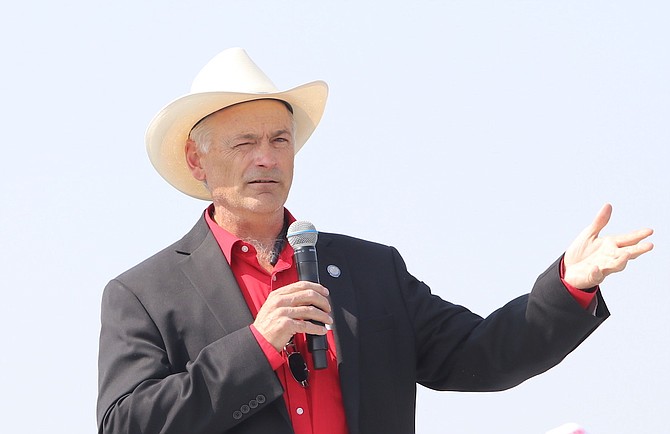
[204,204,296,265]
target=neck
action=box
[212,206,285,240]
[212,205,286,271]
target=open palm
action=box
[563,203,654,290]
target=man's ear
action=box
[185,139,207,182]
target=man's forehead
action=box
[192,99,294,135]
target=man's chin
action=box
[210,189,287,214]
[239,198,287,217]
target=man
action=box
[97,48,654,434]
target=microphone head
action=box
[287,221,318,248]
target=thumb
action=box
[588,203,613,239]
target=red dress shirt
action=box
[204,206,597,433]
[205,207,349,434]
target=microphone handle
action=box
[294,246,329,370]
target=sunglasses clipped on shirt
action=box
[284,337,309,387]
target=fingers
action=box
[595,232,653,275]
[253,281,333,351]
[565,236,653,289]
[281,305,333,328]
[564,203,654,288]
[623,240,654,260]
[288,312,332,335]
[613,228,654,247]
[599,227,654,263]
[273,281,332,314]
[588,203,613,239]
[564,204,612,267]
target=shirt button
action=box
[241,245,249,253]
[272,275,277,281]
[296,407,304,415]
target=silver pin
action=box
[327,265,341,278]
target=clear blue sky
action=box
[1,1,668,432]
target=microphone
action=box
[287,221,328,370]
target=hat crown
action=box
[190,47,279,94]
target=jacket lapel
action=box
[176,218,292,426]
[178,218,254,334]
[317,236,361,434]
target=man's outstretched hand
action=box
[563,203,654,290]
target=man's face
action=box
[186,99,295,221]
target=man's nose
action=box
[252,141,279,167]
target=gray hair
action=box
[189,115,217,154]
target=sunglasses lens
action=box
[288,352,309,385]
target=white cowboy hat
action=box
[145,47,329,200]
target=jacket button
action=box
[233,411,243,420]
[249,399,258,409]
[256,394,266,404]
[241,405,250,414]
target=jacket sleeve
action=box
[394,251,609,392]
[96,279,286,434]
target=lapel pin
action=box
[327,264,341,278]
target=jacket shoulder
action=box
[318,231,392,251]
[111,217,210,288]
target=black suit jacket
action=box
[97,217,608,433]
